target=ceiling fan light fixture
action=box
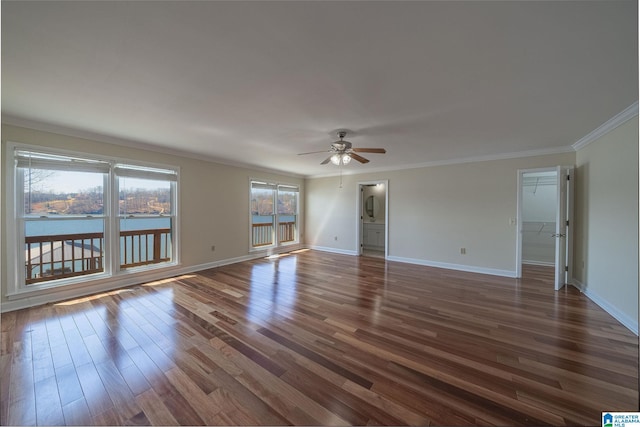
[298,130,386,166]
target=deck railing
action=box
[252,221,296,247]
[25,228,172,284]
[25,232,104,284]
[120,228,171,269]
[252,223,273,247]
[279,221,296,243]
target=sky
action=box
[29,171,166,193]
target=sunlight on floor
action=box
[265,248,309,260]
[54,275,193,306]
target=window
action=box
[277,185,298,244]
[116,164,176,270]
[18,151,110,285]
[250,180,299,249]
[10,146,178,292]
[251,182,276,248]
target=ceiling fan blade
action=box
[320,156,333,165]
[298,150,329,155]
[349,153,370,164]
[351,148,386,154]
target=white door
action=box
[359,186,365,255]
[554,166,574,290]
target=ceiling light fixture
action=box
[297,130,386,167]
[331,153,351,165]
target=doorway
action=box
[521,171,557,267]
[516,166,574,290]
[357,180,388,258]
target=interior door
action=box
[554,166,574,290]
[359,185,365,255]
[565,167,575,286]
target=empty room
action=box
[1,1,638,426]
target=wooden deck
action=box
[1,250,637,425]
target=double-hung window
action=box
[115,164,176,270]
[250,180,299,249]
[276,184,299,244]
[17,150,110,285]
[9,145,179,294]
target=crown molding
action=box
[572,101,639,151]
[307,145,575,179]
[6,101,635,181]
[1,115,305,179]
[308,103,640,180]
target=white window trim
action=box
[115,163,179,275]
[249,178,300,252]
[5,142,180,299]
[276,183,300,248]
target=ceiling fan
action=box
[298,131,386,165]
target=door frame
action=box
[356,180,389,258]
[516,166,573,289]
[560,166,574,289]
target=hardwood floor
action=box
[1,250,637,426]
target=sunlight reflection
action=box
[290,248,310,254]
[54,275,190,306]
[246,256,298,323]
[310,190,342,243]
[265,248,309,260]
[368,294,383,326]
[141,275,195,287]
[54,288,133,306]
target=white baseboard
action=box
[306,245,359,256]
[386,255,517,278]
[306,247,517,279]
[571,279,638,335]
[0,244,304,313]
[182,243,304,274]
[523,260,555,267]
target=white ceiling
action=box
[2,1,637,177]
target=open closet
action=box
[517,166,574,290]
[521,171,557,266]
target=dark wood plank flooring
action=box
[1,250,638,425]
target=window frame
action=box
[276,184,299,246]
[249,179,300,251]
[115,165,178,274]
[5,142,180,298]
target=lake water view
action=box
[25,217,172,236]
[26,215,294,235]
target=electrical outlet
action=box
[211,245,216,252]
[334,236,338,241]
[460,248,466,255]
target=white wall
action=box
[574,117,638,333]
[306,152,575,275]
[1,124,304,307]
